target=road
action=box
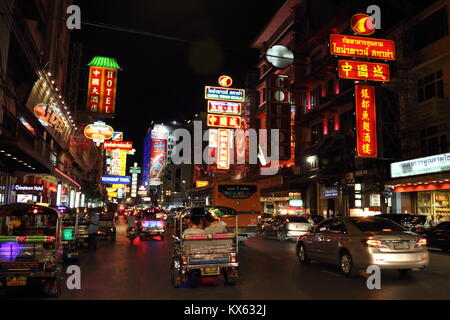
[3,217,450,300]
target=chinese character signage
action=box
[207,114,242,129]
[217,129,230,170]
[86,57,120,117]
[207,101,242,115]
[355,85,377,158]
[338,60,390,82]
[205,86,245,102]
[330,34,396,61]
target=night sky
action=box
[72,0,286,164]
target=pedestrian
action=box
[86,211,99,251]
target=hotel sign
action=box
[205,86,245,102]
[338,60,390,82]
[355,85,377,158]
[391,153,450,178]
[87,65,118,116]
[330,34,396,61]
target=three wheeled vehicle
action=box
[0,204,63,297]
[97,211,116,241]
[75,208,90,247]
[138,209,165,241]
[55,206,80,262]
[171,207,239,287]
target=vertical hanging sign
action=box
[86,57,120,117]
[217,129,230,170]
[355,85,377,158]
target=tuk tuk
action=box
[171,207,239,288]
[55,206,80,262]
[75,208,90,247]
[137,209,165,241]
[97,211,116,241]
[0,204,63,297]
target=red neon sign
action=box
[103,141,133,150]
[338,60,390,82]
[87,67,118,116]
[207,101,242,115]
[207,114,242,129]
[355,85,377,158]
[351,14,375,36]
[330,34,396,61]
[217,129,230,170]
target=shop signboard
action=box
[289,199,303,207]
[355,85,378,158]
[84,122,114,143]
[351,13,376,35]
[217,129,230,170]
[330,34,396,61]
[14,185,44,192]
[391,152,450,178]
[321,187,340,199]
[205,86,245,102]
[207,114,242,129]
[103,141,133,150]
[101,175,132,185]
[338,60,390,82]
[207,101,242,115]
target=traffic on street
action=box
[1,0,450,304]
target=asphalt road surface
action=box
[3,217,450,300]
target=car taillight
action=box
[363,239,384,247]
[230,254,237,263]
[416,238,427,247]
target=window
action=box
[410,7,448,50]
[311,123,323,145]
[310,86,322,108]
[328,219,347,234]
[420,126,447,156]
[418,70,444,102]
[316,219,333,233]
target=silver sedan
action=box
[296,216,429,276]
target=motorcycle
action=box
[127,227,138,244]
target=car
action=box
[296,216,429,276]
[263,215,311,241]
[425,221,450,251]
[375,214,428,233]
[256,213,274,234]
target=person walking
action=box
[87,211,99,251]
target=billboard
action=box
[338,60,390,82]
[330,34,396,61]
[149,125,169,186]
[101,175,132,184]
[355,85,378,158]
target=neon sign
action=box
[338,60,390,82]
[351,14,375,35]
[207,114,242,129]
[205,86,245,102]
[217,129,230,170]
[330,34,396,61]
[355,85,378,158]
[84,122,114,143]
[207,101,242,115]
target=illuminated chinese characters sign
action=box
[330,34,395,61]
[338,60,390,82]
[207,101,242,115]
[355,85,377,158]
[217,129,230,170]
[207,114,241,129]
[86,57,120,117]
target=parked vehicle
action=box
[296,217,429,276]
[375,214,428,233]
[425,221,450,251]
[0,204,63,297]
[56,206,79,262]
[97,213,116,241]
[256,213,274,234]
[263,215,311,241]
[171,207,239,287]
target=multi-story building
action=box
[385,0,450,222]
[0,0,100,207]
[251,0,442,218]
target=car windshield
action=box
[351,218,406,232]
[285,216,308,223]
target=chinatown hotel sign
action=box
[330,34,396,61]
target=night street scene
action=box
[1,0,450,309]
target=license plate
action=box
[7,277,27,287]
[394,242,409,250]
[201,267,220,276]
